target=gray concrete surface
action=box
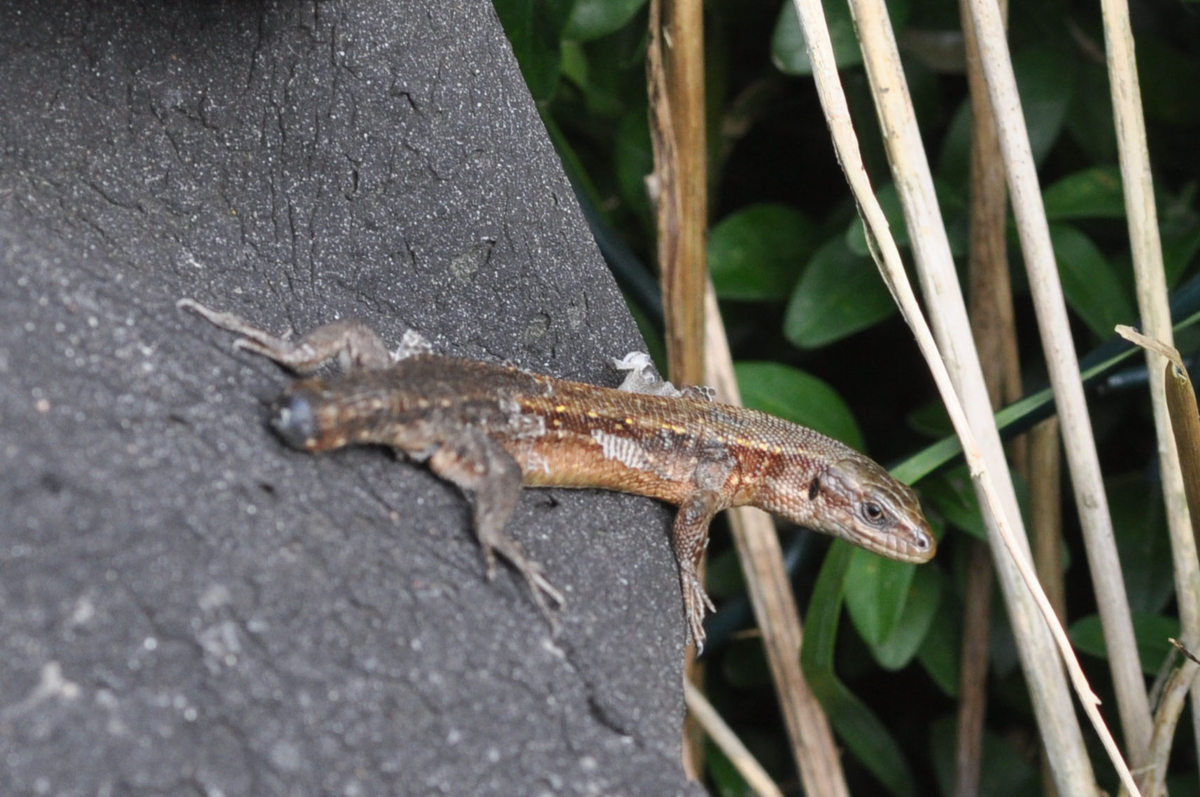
[0,2,705,794]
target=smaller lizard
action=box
[178,299,935,649]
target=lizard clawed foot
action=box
[524,563,566,634]
[683,574,715,652]
[178,298,275,342]
[480,539,565,635]
[178,298,316,370]
[178,297,392,373]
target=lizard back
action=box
[276,354,867,511]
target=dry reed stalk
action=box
[790,0,1140,790]
[1098,0,1200,774]
[683,680,786,797]
[647,0,707,387]
[646,0,710,776]
[870,0,1156,768]
[954,0,1012,791]
[703,284,852,797]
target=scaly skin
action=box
[179,299,935,648]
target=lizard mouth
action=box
[839,517,935,563]
[876,524,936,563]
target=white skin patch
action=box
[591,429,655,472]
[496,395,546,439]
[392,329,434,361]
[497,394,522,417]
[523,448,551,475]
[510,413,546,439]
[611,352,714,401]
[611,352,683,397]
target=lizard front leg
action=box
[673,447,736,651]
[428,428,565,628]
[178,298,392,372]
[672,490,721,651]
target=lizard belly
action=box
[509,427,697,506]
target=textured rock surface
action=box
[0,2,703,794]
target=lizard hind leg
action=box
[428,429,564,629]
[672,490,721,652]
[177,298,392,373]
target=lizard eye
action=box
[861,501,886,525]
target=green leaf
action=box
[1013,45,1076,165]
[771,0,910,76]
[936,99,972,190]
[1161,195,1200,288]
[906,399,953,439]
[734,362,865,450]
[1166,223,1200,289]
[709,204,818,301]
[845,550,917,648]
[492,0,575,101]
[559,39,588,88]
[1108,475,1175,615]
[845,180,966,257]
[1049,222,1136,338]
[1043,166,1125,220]
[573,23,647,117]
[867,564,943,671]
[916,584,962,697]
[930,716,1037,797]
[564,0,646,42]
[614,108,654,228]
[784,236,896,349]
[920,466,987,540]
[846,182,907,254]
[1065,63,1118,165]
[1069,612,1180,675]
[772,0,858,75]
[804,543,917,797]
[1137,36,1200,125]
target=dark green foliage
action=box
[735,360,865,449]
[492,0,576,101]
[493,0,1200,792]
[710,204,818,300]
[784,235,897,348]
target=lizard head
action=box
[268,376,390,452]
[803,455,935,563]
[271,387,321,450]
[753,448,936,563]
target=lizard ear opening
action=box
[808,476,820,501]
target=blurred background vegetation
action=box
[493,0,1200,794]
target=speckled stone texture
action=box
[0,2,705,795]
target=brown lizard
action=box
[178,299,935,649]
